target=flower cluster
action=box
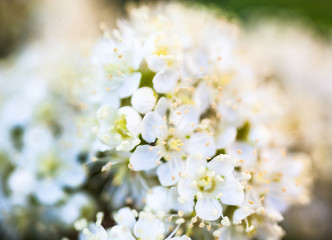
[72,4,312,240]
[0,3,319,240]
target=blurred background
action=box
[0,0,331,239]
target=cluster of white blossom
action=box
[72,4,312,240]
[0,44,96,239]
[3,2,329,240]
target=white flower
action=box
[94,105,141,151]
[178,154,244,221]
[91,35,143,101]
[130,103,215,186]
[144,32,182,72]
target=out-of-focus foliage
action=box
[0,0,34,58]
[115,0,332,37]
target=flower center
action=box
[38,153,61,178]
[115,114,129,137]
[154,47,168,56]
[198,176,216,192]
[164,135,183,152]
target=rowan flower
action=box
[178,154,244,221]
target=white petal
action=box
[153,69,179,93]
[207,154,236,176]
[177,178,196,201]
[168,187,194,213]
[233,207,254,222]
[117,72,141,98]
[219,179,244,206]
[114,207,137,230]
[109,225,135,240]
[131,87,156,114]
[227,142,257,167]
[8,168,36,196]
[58,167,86,188]
[195,198,222,221]
[96,105,117,127]
[146,186,170,212]
[157,161,182,186]
[185,132,216,157]
[171,105,199,134]
[35,181,64,205]
[141,111,167,143]
[134,213,165,240]
[217,127,237,149]
[119,106,142,136]
[147,55,166,72]
[193,82,211,114]
[130,145,160,171]
[185,154,206,178]
[154,97,169,117]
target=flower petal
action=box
[216,127,237,149]
[185,132,216,157]
[141,111,166,143]
[147,55,166,72]
[157,161,182,186]
[185,154,206,177]
[153,69,179,93]
[117,72,142,99]
[219,179,244,206]
[119,106,142,136]
[130,145,160,171]
[131,87,156,114]
[195,198,222,221]
[207,154,236,177]
[170,105,199,134]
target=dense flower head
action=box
[0,2,323,240]
[69,3,313,240]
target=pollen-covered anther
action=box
[213,230,221,237]
[256,207,266,215]
[199,221,205,228]
[221,216,230,226]
[207,224,211,231]
[128,163,133,170]
[178,210,184,217]
[211,103,216,109]
[245,225,255,233]
[191,216,198,223]
[237,149,242,154]
[175,218,185,225]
